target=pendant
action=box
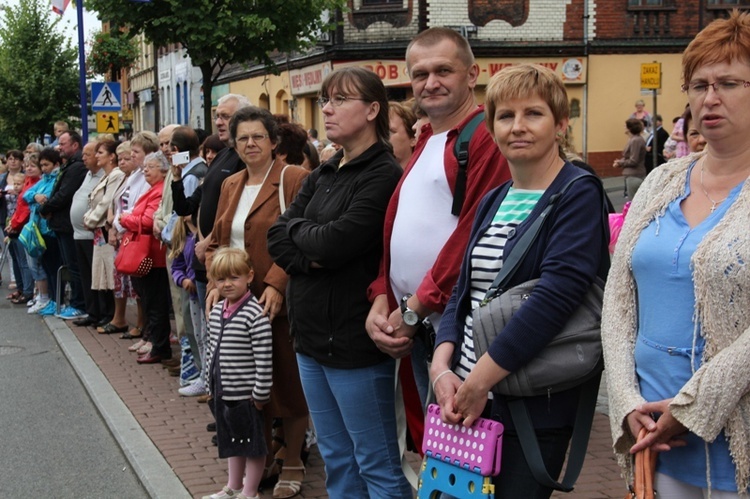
[710,203,717,213]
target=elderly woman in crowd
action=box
[117,151,171,364]
[681,107,707,154]
[115,132,159,351]
[602,11,750,498]
[430,64,608,498]
[268,66,412,499]
[102,141,145,339]
[614,117,647,199]
[84,139,125,333]
[204,106,310,499]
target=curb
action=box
[45,316,191,499]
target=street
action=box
[0,262,148,498]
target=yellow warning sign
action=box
[96,112,119,133]
[640,63,661,90]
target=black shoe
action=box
[96,317,113,327]
[72,317,96,327]
[206,422,216,432]
[211,434,217,446]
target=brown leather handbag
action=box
[625,428,657,499]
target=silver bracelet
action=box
[432,369,454,391]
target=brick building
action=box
[216,0,744,176]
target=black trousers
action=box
[132,267,172,359]
[73,238,114,322]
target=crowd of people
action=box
[1,12,749,499]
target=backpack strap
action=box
[451,111,485,216]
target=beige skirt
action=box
[91,243,116,290]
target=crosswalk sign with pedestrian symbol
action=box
[91,82,121,111]
[96,112,119,133]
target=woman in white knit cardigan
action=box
[602,11,750,498]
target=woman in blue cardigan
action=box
[431,64,609,498]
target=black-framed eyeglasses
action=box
[317,95,367,108]
[681,79,750,97]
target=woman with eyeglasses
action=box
[203,106,310,499]
[268,67,412,498]
[602,11,750,497]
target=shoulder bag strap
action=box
[451,111,485,216]
[508,372,602,492]
[482,174,590,304]
[278,165,291,213]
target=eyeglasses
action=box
[681,79,750,98]
[214,113,232,122]
[317,95,367,108]
[235,134,269,145]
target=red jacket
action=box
[9,176,41,233]
[120,180,167,268]
[368,106,511,314]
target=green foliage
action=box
[0,0,80,146]
[87,30,139,78]
[86,0,346,126]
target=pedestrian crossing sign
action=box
[91,82,122,111]
[96,112,120,133]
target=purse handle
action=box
[481,173,609,304]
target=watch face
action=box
[403,310,419,327]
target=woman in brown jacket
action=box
[205,106,309,499]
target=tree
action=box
[87,30,139,81]
[0,0,80,145]
[86,0,346,128]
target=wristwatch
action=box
[400,293,421,327]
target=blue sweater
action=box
[436,162,609,428]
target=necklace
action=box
[699,165,728,213]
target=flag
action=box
[51,0,71,15]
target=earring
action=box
[247,283,251,289]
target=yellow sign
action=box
[96,112,119,133]
[641,63,661,90]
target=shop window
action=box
[349,0,412,29]
[707,0,750,7]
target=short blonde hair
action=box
[208,247,254,281]
[484,64,569,132]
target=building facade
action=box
[214,0,745,176]
[127,34,157,134]
[157,45,204,130]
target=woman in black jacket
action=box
[268,67,411,499]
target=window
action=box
[628,0,663,5]
[361,0,402,4]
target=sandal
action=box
[97,322,129,335]
[7,290,21,301]
[273,465,305,499]
[121,327,143,339]
[136,341,152,356]
[11,293,33,305]
[128,339,147,352]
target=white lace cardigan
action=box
[601,151,750,495]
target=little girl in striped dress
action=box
[203,247,273,499]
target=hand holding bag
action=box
[114,218,153,277]
[625,428,657,499]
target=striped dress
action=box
[455,187,543,382]
[206,293,273,402]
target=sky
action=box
[1,0,101,45]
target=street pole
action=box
[76,1,88,143]
[652,88,657,172]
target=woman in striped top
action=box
[431,64,609,498]
[204,247,272,499]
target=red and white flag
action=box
[51,0,71,16]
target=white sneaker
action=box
[28,300,49,314]
[178,379,206,397]
[201,486,242,499]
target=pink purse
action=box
[422,403,504,476]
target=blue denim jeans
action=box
[9,238,33,295]
[296,354,413,499]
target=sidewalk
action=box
[48,314,627,498]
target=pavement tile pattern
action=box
[68,320,627,498]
